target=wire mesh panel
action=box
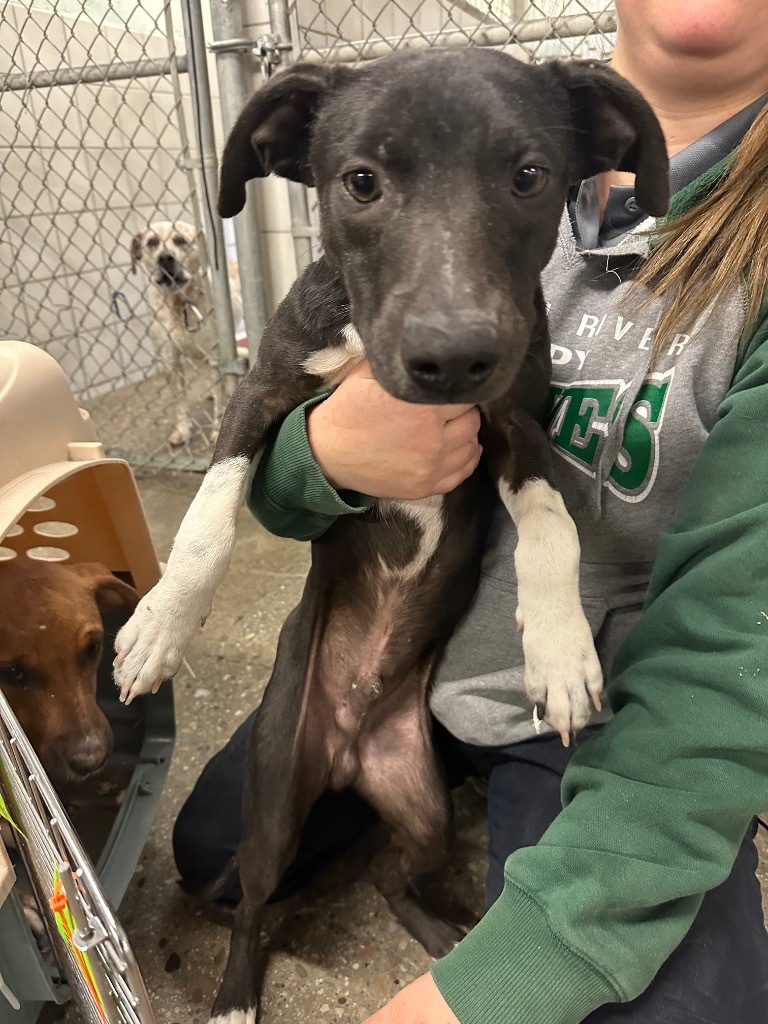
[0,689,155,1024]
[290,0,616,64]
[0,0,236,472]
[275,0,616,272]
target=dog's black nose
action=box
[402,317,501,398]
[158,253,177,274]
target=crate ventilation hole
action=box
[0,499,77,561]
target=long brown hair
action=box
[634,103,768,359]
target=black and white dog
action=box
[114,48,668,1023]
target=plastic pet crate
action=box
[0,339,175,1022]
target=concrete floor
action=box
[50,471,768,1022]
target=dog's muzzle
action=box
[156,253,189,289]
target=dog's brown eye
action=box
[0,662,24,686]
[511,165,548,198]
[83,637,102,661]
[146,236,160,250]
[172,235,188,247]
[343,169,381,204]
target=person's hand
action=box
[306,360,482,499]
[362,973,460,1024]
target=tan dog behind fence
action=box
[130,220,242,447]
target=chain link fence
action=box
[0,0,615,473]
[291,0,616,65]
[0,0,240,472]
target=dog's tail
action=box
[185,856,240,905]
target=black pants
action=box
[173,713,768,1022]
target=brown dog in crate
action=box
[0,558,138,783]
[129,219,243,447]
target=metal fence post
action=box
[267,0,317,274]
[179,0,240,396]
[208,0,271,366]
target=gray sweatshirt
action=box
[430,98,765,746]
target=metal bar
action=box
[0,56,188,94]
[298,11,617,64]
[179,0,239,397]
[163,0,209,270]
[268,0,316,274]
[208,36,290,54]
[209,0,270,365]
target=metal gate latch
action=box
[207,34,292,80]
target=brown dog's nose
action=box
[67,735,111,777]
[402,316,500,400]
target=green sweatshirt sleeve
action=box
[432,316,768,1023]
[246,393,375,541]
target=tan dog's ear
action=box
[130,233,143,275]
[71,562,140,613]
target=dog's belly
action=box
[304,483,492,789]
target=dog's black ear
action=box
[551,60,670,217]
[129,233,143,274]
[218,62,349,218]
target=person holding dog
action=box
[173,0,768,1021]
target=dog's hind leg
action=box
[355,672,465,959]
[210,748,326,1024]
[210,605,328,1024]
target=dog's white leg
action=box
[168,347,193,447]
[499,478,603,744]
[114,454,255,703]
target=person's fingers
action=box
[434,444,483,494]
[442,405,482,449]
[441,401,478,422]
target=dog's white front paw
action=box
[113,583,207,704]
[519,602,603,746]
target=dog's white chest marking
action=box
[498,478,603,742]
[114,454,257,703]
[378,495,445,583]
[302,323,365,388]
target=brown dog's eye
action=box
[511,165,548,198]
[172,235,188,247]
[146,236,160,250]
[343,169,381,204]
[0,662,25,686]
[83,637,102,661]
